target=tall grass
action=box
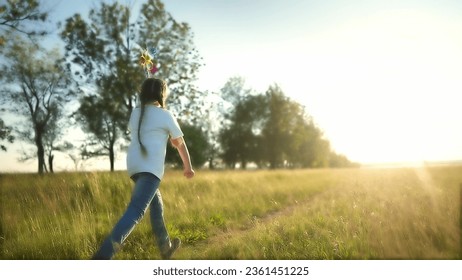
[191,167,460,260]
[1,166,460,260]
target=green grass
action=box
[1,166,461,260]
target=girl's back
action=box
[126,105,183,179]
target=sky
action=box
[2,0,462,172]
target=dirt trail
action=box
[203,192,323,245]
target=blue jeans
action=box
[92,172,170,259]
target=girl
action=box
[93,78,195,260]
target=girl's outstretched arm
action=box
[170,136,195,179]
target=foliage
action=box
[219,76,252,113]
[262,84,295,168]
[329,152,359,168]
[220,94,267,168]
[0,39,74,174]
[0,0,50,153]
[166,122,210,168]
[59,0,203,171]
[193,90,228,169]
[0,1,356,172]
[0,118,14,152]
[76,94,122,171]
[0,0,48,47]
[218,77,354,169]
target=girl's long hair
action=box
[137,78,167,156]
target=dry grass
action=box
[1,165,460,260]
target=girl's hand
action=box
[184,168,195,179]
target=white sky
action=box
[2,0,462,172]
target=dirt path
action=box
[200,192,324,246]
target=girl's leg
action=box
[150,190,169,248]
[150,190,180,259]
[92,173,160,260]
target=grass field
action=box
[1,165,461,260]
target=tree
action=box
[218,77,256,168]
[261,84,291,168]
[1,0,50,152]
[16,104,72,173]
[77,94,123,171]
[60,0,203,170]
[219,94,267,169]
[0,40,73,174]
[136,0,203,119]
[278,101,311,167]
[191,90,225,169]
[217,80,350,169]
[261,85,334,168]
[42,108,70,173]
[292,119,331,168]
[166,122,209,168]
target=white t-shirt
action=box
[126,105,183,179]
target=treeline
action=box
[0,0,356,173]
[166,77,356,169]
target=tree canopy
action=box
[0,0,48,47]
[60,0,203,171]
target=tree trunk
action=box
[109,144,115,172]
[48,154,54,173]
[36,132,45,174]
[208,157,214,170]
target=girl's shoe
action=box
[160,238,181,259]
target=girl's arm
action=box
[170,136,195,179]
